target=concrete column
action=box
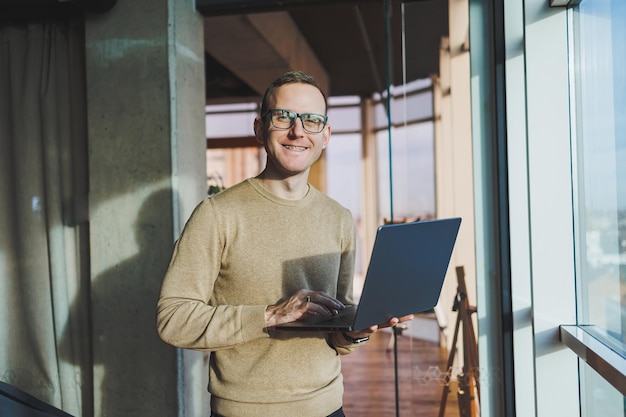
[85,0,206,415]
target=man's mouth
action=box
[283,145,307,151]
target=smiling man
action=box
[254,81,329,187]
[156,71,411,417]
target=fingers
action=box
[381,314,414,328]
[397,314,415,323]
[303,291,345,316]
[356,314,416,332]
[264,290,345,327]
[349,314,416,338]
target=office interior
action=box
[0,0,624,416]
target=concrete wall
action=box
[85,0,206,415]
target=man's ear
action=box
[254,117,265,145]
[321,125,331,149]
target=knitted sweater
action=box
[156,178,360,417]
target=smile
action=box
[283,145,307,151]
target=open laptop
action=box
[272,217,462,332]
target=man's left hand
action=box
[345,313,415,340]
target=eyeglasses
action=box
[263,109,328,134]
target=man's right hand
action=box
[264,289,345,328]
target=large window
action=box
[375,79,436,223]
[571,0,626,414]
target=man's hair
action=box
[259,70,328,117]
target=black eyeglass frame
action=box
[262,108,328,134]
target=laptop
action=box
[272,217,462,332]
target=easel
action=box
[438,266,480,417]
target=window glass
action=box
[571,0,626,414]
[376,122,435,223]
[372,79,433,131]
[581,362,625,416]
[326,133,363,221]
[205,103,257,138]
[573,0,625,345]
[327,105,361,133]
[325,133,364,276]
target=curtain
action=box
[0,20,91,416]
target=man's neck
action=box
[255,170,310,200]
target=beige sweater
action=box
[156,178,360,417]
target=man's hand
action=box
[265,289,345,328]
[344,313,415,341]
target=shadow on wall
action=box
[59,188,179,416]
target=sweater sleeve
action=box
[156,199,269,351]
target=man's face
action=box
[255,83,330,178]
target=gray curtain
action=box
[0,20,91,416]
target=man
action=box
[156,70,412,417]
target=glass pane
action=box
[573,0,626,348]
[371,83,433,131]
[581,362,625,417]
[325,133,364,276]
[377,121,435,223]
[327,105,361,133]
[205,102,258,138]
[572,0,626,415]
[326,133,362,220]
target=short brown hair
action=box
[259,70,328,117]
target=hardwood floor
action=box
[341,330,461,417]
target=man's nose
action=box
[289,116,306,135]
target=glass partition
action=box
[571,0,626,414]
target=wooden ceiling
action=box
[199,0,449,101]
[0,0,448,102]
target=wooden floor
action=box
[341,330,461,417]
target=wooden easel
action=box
[438,266,480,417]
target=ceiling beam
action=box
[196,0,370,16]
[203,11,329,97]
